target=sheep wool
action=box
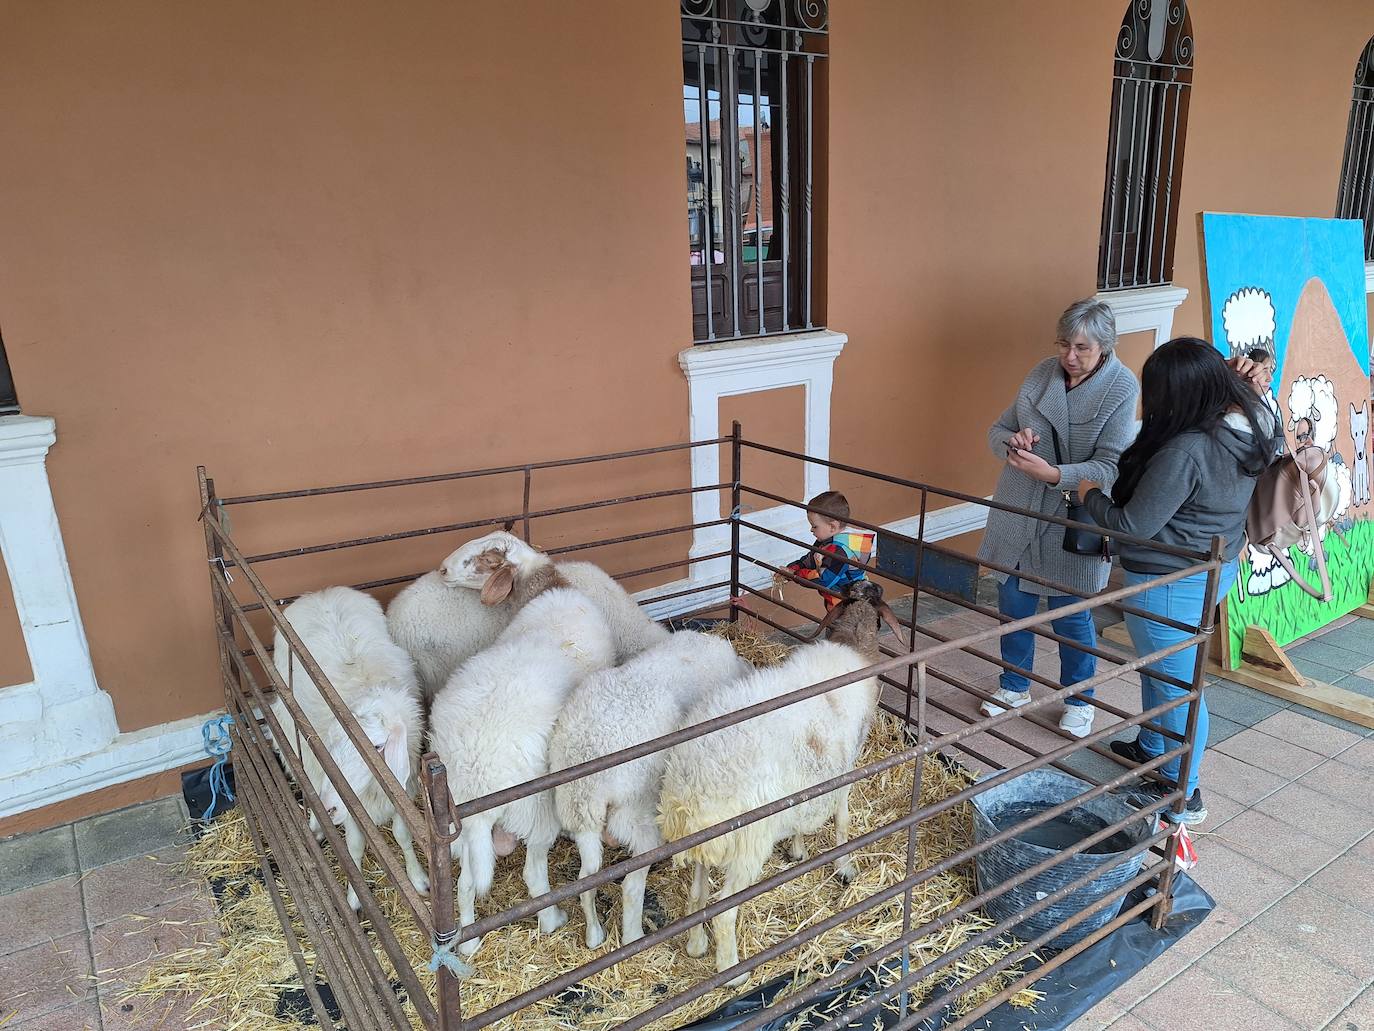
[387,531,667,699]
[549,630,751,948]
[270,586,428,910]
[428,585,616,960]
[658,626,882,984]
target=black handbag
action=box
[1049,426,1112,560]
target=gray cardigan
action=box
[976,354,1140,597]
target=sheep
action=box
[269,587,429,911]
[428,555,616,960]
[1288,374,1339,453]
[387,530,668,700]
[548,630,752,949]
[1222,287,1276,359]
[658,580,904,985]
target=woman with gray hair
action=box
[976,298,1140,739]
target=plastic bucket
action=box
[971,769,1153,950]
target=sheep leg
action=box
[523,827,568,935]
[456,862,482,959]
[343,817,367,913]
[685,862,711,958]
[833,786,858,883]
[574,830,607,949]
[714,862,762,987]
[391,812,430,896]
[788,833,809,862]
[620,818,662,947]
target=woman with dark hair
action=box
[1081,338,1271,825]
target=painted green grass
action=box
[1225,515,1374,661]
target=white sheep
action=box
[1288,375,1339,453]
[428,559,616,960]
[270,587,429,911]
[658,581,902,985]
[1222,287,1276,358]
[387,530,668,700]
[548,630,751,949]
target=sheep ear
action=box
[480,564,515,606]
[382,725,410,789]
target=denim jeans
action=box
[1122,561,1239,796]
[997,576,1097,705]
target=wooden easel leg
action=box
[1209,623,1374,730]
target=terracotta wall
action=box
[2,0,1372,826]
[826,0,1371,527]
[0,2,693,736]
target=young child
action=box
[775,491,876,610]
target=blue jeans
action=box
[997,577,1097,705]
[1122,561,1238,796]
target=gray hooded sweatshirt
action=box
[1083,413,1263,574]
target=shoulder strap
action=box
[1049,424,1065,466]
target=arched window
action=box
[682,0,828,343]
[1335,37,1374,261]
[1097,0,1194,292]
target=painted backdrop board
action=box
[1198,212,1373,665]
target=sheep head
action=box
[811,580,906,659]
[438,530,546,605]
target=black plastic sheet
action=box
[683,875,1215,1031]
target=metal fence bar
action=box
[233,763,345,1028]
[218,626,433,941]
[205,522,428,845]
[728,830,1169,1031]
[230,720,387,1030]
[460,733,1184,1031]
[453,661,1195,950]
[804,53,814,327]
[734,442,1212,563]
[698,43,716,341]
[422,756,464,1031]
[227,686,417,1028]
[237,483,728,566]
[218,436,729,505]
[443,562,1208,825]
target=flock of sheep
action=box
[267,529,905,982]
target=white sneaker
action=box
[980,688,1032,717]
[1059,705,1095,739]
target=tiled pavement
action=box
[2,618,1374,1029]
[0,795,223,1030]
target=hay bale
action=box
[706,619,791,667]
[130,715,1042,1029]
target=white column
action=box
[1095,284,1189,350]
[0,415,117,780]
[678,330,847,586]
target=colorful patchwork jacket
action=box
[785,530,876,610]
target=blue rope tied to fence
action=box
[427,932,474,979]
[201,714,236,823]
